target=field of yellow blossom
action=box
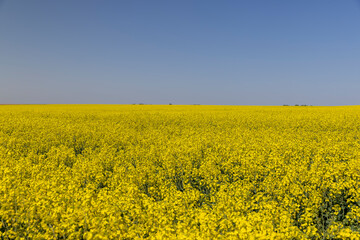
[1,104,360,239]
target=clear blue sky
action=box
[1,0,359,105]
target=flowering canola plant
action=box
[1,104,360,239]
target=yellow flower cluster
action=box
[1,104,360,239]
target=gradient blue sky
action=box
[1,0,359,105]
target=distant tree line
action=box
[283,104,312,106]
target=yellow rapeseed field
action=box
[1,104,360,239]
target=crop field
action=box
[1,105,360,239]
